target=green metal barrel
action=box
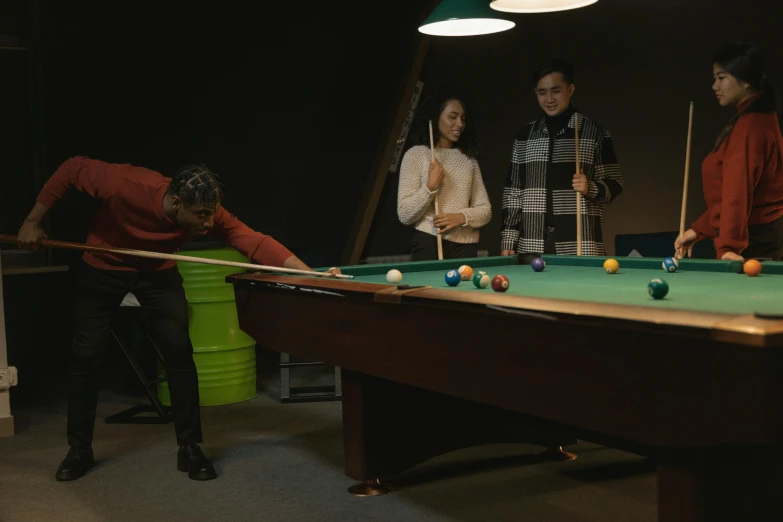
[158,247,257,406]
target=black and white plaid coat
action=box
[500,111,624,255]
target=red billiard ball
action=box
[491,275,509,292]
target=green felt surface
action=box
[337,256,783,316]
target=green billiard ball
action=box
[472,271,490,288]
[647,278,669,299]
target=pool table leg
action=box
[657,445,783,521]
[340,370,578,495]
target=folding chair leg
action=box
[105,329,171,424]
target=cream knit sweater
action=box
[397,145,491,244]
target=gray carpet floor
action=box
[0,379,657,522]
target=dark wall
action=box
[34,0,428,267]
[1,0,431,400]
[366,0,783,257]
[14,1,781,263]
[0,0,36,248]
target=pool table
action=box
[227,255,783,522]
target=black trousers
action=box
[742,215,783,260]
[410,230,479,261]
[68,261,202,448]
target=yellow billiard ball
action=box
[603,258,620,274]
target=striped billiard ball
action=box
[648,278,669,299]
[472,271,490,288]
[662,257,679,272]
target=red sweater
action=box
[37,157,294,272]
[692,100,783,258]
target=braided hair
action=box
[713,43,778,151]
[167,164,225,207]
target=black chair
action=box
[105,293,172,424]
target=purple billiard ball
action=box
[531,257,546,272]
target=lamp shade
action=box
[419,0,515,37]
[490,0,599,13]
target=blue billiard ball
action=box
[531,257,546,272]
[445,269,461,287]
[648,278,669,299]
[662,257,679,272]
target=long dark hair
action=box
[408,87,480,159]
[713,43,778,151]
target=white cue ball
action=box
[386,269,403,284]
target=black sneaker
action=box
[55,446,95,481]
[177,444,217,480]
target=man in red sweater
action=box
[17,157,338,481]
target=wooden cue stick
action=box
[429,120,444,261]
[575,113,582,256]
[678,102,695,258]
[0,235,354,279]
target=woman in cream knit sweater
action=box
[397,91,491,261]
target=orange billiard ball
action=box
[743,259,762,277]
[458,265,474,281]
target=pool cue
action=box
[677,102,695,259]
[429,120,444,261]
[0,234,353,279]
[575,113,582,256]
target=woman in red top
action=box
[676,43,783,260]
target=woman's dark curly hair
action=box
[407,87,480,159]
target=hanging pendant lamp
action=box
[419,0,515,37]
[490,0,599,13]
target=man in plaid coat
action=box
[501,59,624,260]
